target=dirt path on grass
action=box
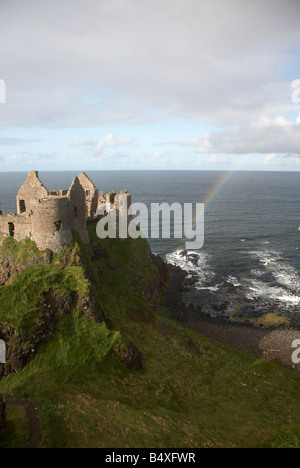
[6,398,41,448]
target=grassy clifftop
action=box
[0,226,299,448]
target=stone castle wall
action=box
[0,213,31,244]
[68,177,90,244]
[0,170,131,253]
[16,170,48,215]
[31,197,73,253]
[78,172,98,221]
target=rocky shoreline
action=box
[163,258,300,372]
[180,308,300,371]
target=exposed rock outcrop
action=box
[0,250,53,286]
[78,287,107,324]
[0,293,60,379]
[113,341,143,371]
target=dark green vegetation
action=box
[0,403,28,448]
[0,227,299,448]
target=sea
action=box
[1,170,300,326]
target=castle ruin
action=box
[0,171,131,253]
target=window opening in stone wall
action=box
[73,207,78,217]
[54,221,62,231]
[86,190,91,196]
[19,200,26,213]
[8,222,15,237]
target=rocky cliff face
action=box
[0,232,190,381]
[0,237,54,286]
[0,251,53,286]
[0,296,59,379]
[0,236,109,380]
[121,246,190,314]
[0,282,110,381]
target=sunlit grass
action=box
[0,226,299,448]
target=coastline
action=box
[178,309,300,372]
[165,263,300,372]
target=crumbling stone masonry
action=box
[0,170,131,254]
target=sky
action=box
[0,0,300,172]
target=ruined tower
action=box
[77,172,99,221]
[16,170,48,215]
[31,197,73,253]
[0,170,131,254]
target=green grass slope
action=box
[0,226,299,448]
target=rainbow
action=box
[202,169,235,211]
[157,169,239,316]
[189,117,286,220]
[159,122,285,309]
[178,169,237,251]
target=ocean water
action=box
[1,170,300,325]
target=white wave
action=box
[272,263,300,291]
[245,278,300,305]
[167,246,300,308]
[277,295,300,304]
[250,269,266,278]
[245,247,300,299]
[248,249,278,262]
[227,275,241,287]
[240,238,269,244]
[165,249,215,287]
[197,286,220,292]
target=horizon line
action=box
[1,168,300,174]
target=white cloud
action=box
[10,153,19,162]
[263,152,300,166]
[74,133,134,164]
[264,153,279,164]
[70,139,96,147]
[0,138,42,145]
[0,0,300,127]
[147,150,167,164]
[193,116,300,155]
[96,133,133,153]
[1,152,22,167]
[121,150,172,167]
[91,156,102,165]
[1,0,300,171]
[209,154,232,165]
[186,154,196,164]
[147,150,171,165]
